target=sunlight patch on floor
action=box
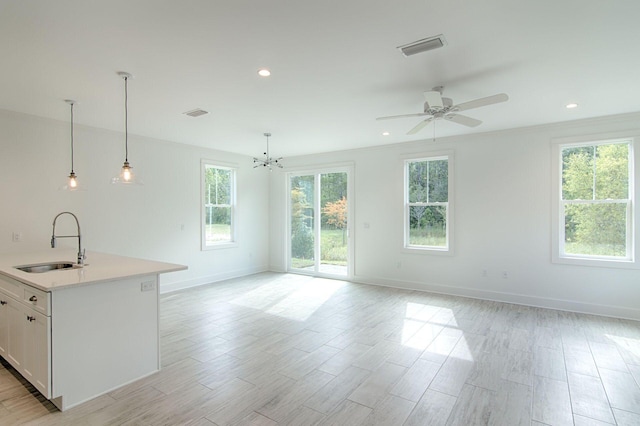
[605,334,640,363]
[400,303,467,359]
[265,278,345,321]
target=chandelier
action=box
[253,132,283,170]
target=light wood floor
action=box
[2,272,640,425]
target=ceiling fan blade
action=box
[423,90,443,109]
[407,117,434,135]
[376,112,429,121]
[455,93,508,112]
[444,114,482,127]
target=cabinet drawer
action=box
[0,274,22,300]
[23,286,50,317]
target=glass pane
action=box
[408,160,447,203]
[205,206,231,243]
[320,172,348,275]
[408,161,428,203]
[595,143,629,199]
[290,175,315,269]
[562,146,594,200]
[564,203,627,257]
[408,205,447,247]
[428,159,448,202]
[205,167,231,204]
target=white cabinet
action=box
[0,279,51,399]
[1,272,160,411]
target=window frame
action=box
[551,136,635,267]
[403,151,454,254]
[201,159,238,250]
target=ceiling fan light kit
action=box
[398,34,447,57]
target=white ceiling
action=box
[1,1,639,158]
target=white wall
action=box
[269,113,640,320]
[0,109,270,292]
[4,107,639,319]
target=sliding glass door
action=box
[289,168,351,277]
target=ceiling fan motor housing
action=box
[424,97,453,113]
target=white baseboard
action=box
[160,265,268,294]
[352,274,640,321]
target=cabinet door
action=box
[6,297,24,370]
[22,308,51,398]
[0,292,8,358]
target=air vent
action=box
[398,34,447,57]
[183,108,209,118]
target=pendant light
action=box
[60,99,83,191]
[111,71,142,185]
[253,132,283,171]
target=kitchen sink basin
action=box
[15,262,78,273]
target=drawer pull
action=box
[27,316,36,322]
[0,300,6,305]
[29,295,38,302]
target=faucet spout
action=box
[51,211,85,266]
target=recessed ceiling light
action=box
[382,131,390,136]
[566,103,578,109]
[258,68,271,77]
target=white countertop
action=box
[0,250,187,291]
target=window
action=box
[202,161,236,249]
[404,154,452,252]
[558,139,633,262]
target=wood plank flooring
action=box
[1,272,640,425]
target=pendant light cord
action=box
[70,102,75,173]
[124,76,129,162]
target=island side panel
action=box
[50,275,160,411]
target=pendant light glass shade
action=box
[60,100,85,191]
[112,72,143,185]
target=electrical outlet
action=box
[502,271,508,279]
[12,232,22,242]
[141,281,156,292]
[482,269,488,277]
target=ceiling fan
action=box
[376,86,509,135]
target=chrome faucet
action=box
[51,211,86,266]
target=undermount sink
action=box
[15,262,79,273]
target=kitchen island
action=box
[0,250,186,411]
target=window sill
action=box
[552,255,638,270]
[202,242,238,251]
[402,246,453,256]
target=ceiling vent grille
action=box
[398,34,447,57]
[183,108,209,117]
